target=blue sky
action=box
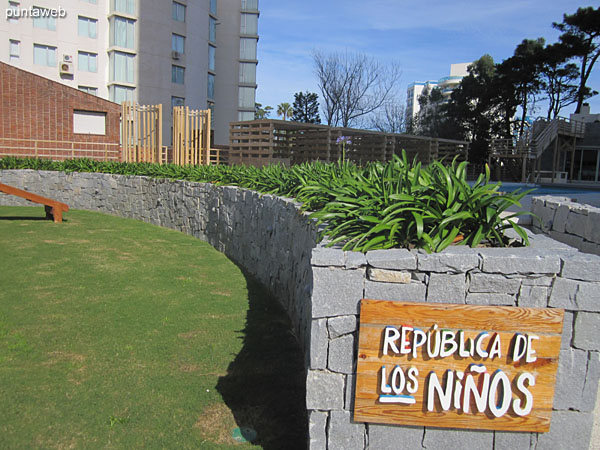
[255,0,600,119]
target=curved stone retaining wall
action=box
[1,170,599,450]
[531,195,600,256]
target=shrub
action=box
[0,155,531,252]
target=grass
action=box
[0,206,306,449]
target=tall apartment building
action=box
[406,62,470,119]
[0,0,258,145]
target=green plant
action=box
[0,155,532,252]
[305,153,531,252]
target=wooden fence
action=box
[0,138,120,161]
[121,102,163,163]
[172,106,212,165]
[229,120,469,167]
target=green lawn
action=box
[0,206,306,449]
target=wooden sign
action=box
[354,300,564,432]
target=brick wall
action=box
[0,62,121,160]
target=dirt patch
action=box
[43,351,86,365]
[193,403,240,445]
[177,330,206,339]
[210,291,232,297]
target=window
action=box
[73,111,106,135]
[33,44,56,66]
[240,13,257,35]
[33,7,57,31]
[208,45,215,71]
[78,86,98,95]
[238,86,254,109]
[238,111,254,121]
[239,62,256,84]
[241,0,257,10]
[172,33,184,53]
[9,39,20,61]
[172,1,185,22]
[110,85,135,104]
[111,0,134,15]
[171,96,184,109]
[110,16,135,48]
[7,1,19,23]
[209,17,216,43]
[78,51,97,72]
[172,65,184,84]
[207,73,215,100]
[239,38,256,60]
[210,0,217,15]
[109,51,134,83]
[78,16,97,38]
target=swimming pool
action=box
[498,182,600,209]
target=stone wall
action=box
[1,170,599,450]
[531,195,600,256]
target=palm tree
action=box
[277,102,293,121]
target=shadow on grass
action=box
[0,216,57,221]
[216,270,307,450]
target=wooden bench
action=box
[0,183,69,223]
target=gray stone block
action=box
[479,248,561,274]
[587,210,600,243]
[368,424,424,449]
[345,374,355,410]
[580,240,600,257]
[309,411,328,450]
[312,247,345,267]
[465,293,515,306]
[365,249,416,270]
[422,428,493,450]
[549,230,585,251]
[367,267,411,284]
[561,311,574,349]
[573,312,600,351]
[520,275,553,286]
[311,267,365,318]
[554,348,587,410]
[364,280,426,302]
[576,282,600,312]
[548,278,579,310]
[552,204,570,233]
[328,334,355,374]
[535,410,593,450]
[306,370,345,411]
[327,410,365,450]
[560,253,600,282]
[328,315,357,339]
[566,211,588,237]
[582,351,600,412]
[518,285,548,308]
[310,318,329,370]
[469,273,521,294]
[416,247,480,273]
[427,273,466,303]
[535,201,556,232]
[528,233,575,250]
[494,431,535,450]
[345,251,367,269]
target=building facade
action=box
[0,0,258,145]
[406,62,470,118]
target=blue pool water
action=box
[497,183,600,209]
